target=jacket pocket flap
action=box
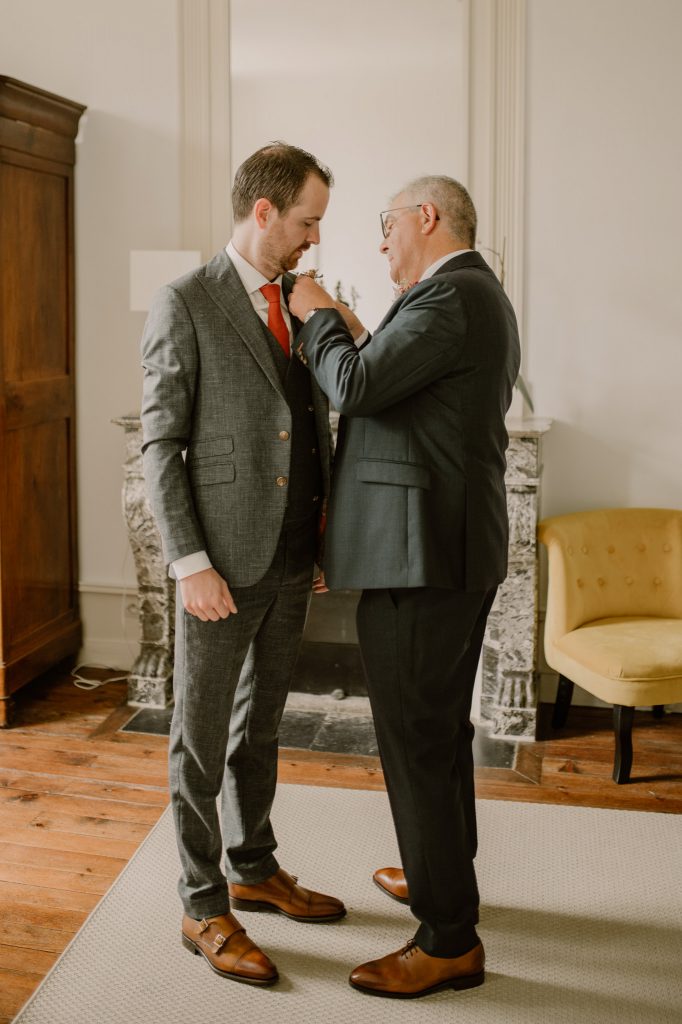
[190,435,234,458]
[190,460,236,486]
[356,458,430,489]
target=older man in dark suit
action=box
[289,176,520,999]
[141,143,345,988]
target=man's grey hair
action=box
[398,175,477,248]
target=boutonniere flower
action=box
[393,279,419,298]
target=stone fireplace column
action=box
[113,415,174,708]
[480,418,552,738]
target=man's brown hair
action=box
[232,142,333,223]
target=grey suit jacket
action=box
[297,251,520,592]
[140,249,331,588]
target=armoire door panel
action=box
[1,419,74,650]
[0,161,69,381]
[4,377,72,430]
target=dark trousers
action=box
[169,521,315,920]
[356,584,497,958]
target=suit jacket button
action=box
[308,405,314,412]
[278,430,290,441]
[312,495,320,502]
[276,476,288,487]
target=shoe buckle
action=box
[212,933,227,952]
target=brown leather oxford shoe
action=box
[373,866,409,904]
[181,912,278,985]
[349,939,485,999]
[228,867,346,922]
[372,867,480,924]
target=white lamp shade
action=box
[130,250,202,311]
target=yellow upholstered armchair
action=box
[538,508,682,783]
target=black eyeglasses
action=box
[379,204,439,239]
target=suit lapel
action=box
[198,250,285,399]
[373,290,409,334]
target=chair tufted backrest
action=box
[538,508,682,642]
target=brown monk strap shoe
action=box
[349,939,485,999]
[181,912,278,985]
[373,866,409,905]
[229,867,346,922]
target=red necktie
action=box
[260,283,290,357]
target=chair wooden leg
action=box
[551,674,574,728]
[652,705,665,719]
[613,705,635,784]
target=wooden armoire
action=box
[0,78,86,726]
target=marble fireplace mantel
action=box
[114,414,552,739]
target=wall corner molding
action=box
[469,0,527,340]
[179,0,232,260]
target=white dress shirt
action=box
[171,241,294,581]
[225,239,294,338]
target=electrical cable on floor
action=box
[72,664,128,690]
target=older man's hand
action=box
[289,275,366,340]
[289,275,335,321]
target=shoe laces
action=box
[399,939,418,959]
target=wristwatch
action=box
[303,308,320,324]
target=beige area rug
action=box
[13,786,682,1024]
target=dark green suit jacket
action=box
[297,251,520,591]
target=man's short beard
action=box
[262,238,298,277]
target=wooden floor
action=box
[1,668,681,1022]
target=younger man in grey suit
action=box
[290,176,520,999]
[141,143,345,988]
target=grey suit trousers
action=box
[169,521,315,920]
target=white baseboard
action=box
[76,638,137,672]
[78,584,140,671]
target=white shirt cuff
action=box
[170,550,212,580]
[355,329,369,347]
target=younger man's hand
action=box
[180,568,238,621]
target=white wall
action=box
[1,0,182,665]
[230,0,469,332]
[526,0,682,707]
[526,0,682,514]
